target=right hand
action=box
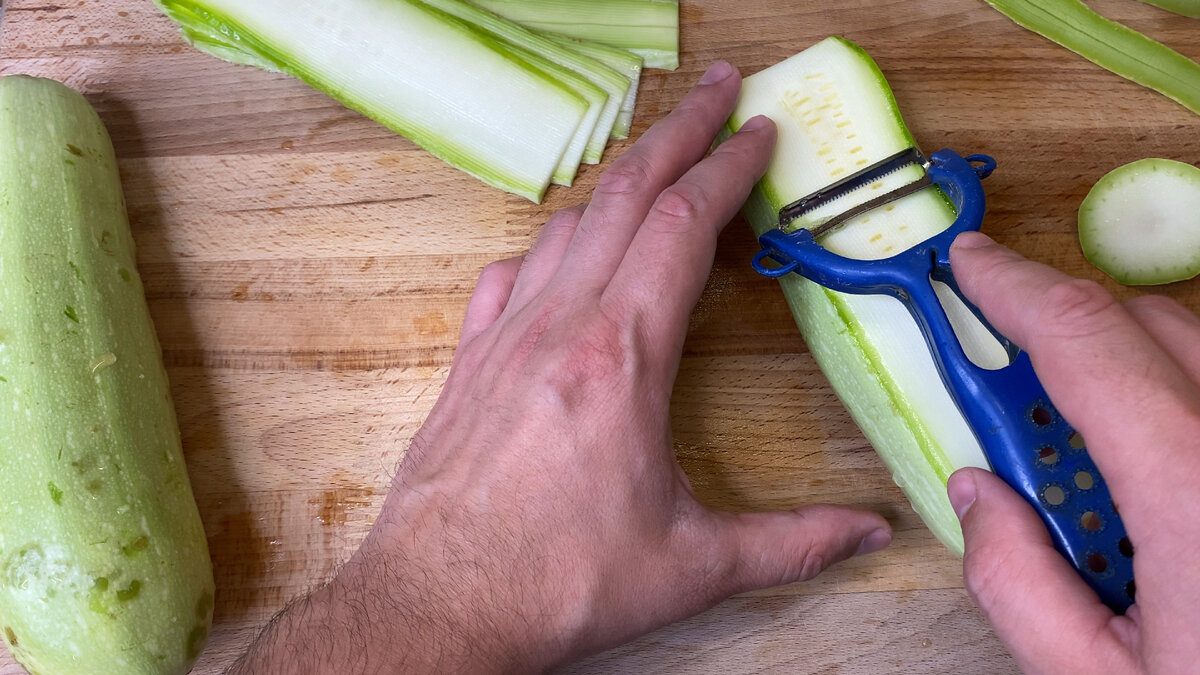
[946,231,1200,674]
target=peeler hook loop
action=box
[966,154,997,180]
[752,248,798,277]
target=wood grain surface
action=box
[2,0,1198,672]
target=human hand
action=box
[231,62,891,674]
[947,231,1200,674]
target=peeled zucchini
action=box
[725,38,1007,554]
[0,75,214,674]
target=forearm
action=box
[228,529,546,674]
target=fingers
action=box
[459,256,523,347]
[1123,294,1200,384]
[949,232,1200,504]
[556,61,746,289]
[507,204,587,309]
[949,468,1136,674]
[718,504,890,595]
[604,116,776,344]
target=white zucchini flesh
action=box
[1079,158,1200,285]
[469,0,681,70]
[153,0,591,202]
[545,33,644,139]
[421,0,628,165]
[483,41,605,186]
[726,37,1010,553]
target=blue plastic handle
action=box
[754,149,1135,612]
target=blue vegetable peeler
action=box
[752,148,1136,612]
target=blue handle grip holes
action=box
[1041,483,1068,507]
[1119,537,1134,557]
[1029,403,1056,427]
[1088,551,1113,577]
[1068,431,1087,451]
[1037,445,1060,466]
[1080,510,1104,533]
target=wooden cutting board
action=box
[2,0,1197,671]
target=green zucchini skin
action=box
[983,0,1200,116]
[0,76,214,674]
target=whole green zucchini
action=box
[0,76,214,674]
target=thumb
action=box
[721,504,890,594]
[950,468,1133,673]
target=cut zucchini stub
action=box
[1079,158,1200,286]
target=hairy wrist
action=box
[230,489,572,673]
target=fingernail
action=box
[947,471,978,521]
[700,61,735,85]
[856,528,892,556]
[740,115,773,132]
[952,231,995,250]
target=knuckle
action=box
[738,543,826,588]
[961,540,1020,610]
[595,154,655,199]
[543,206,584,236]
[790,548,828,583]
[477,257,518,286]
[1035,278,1120,338]
[528,214,579,260]
[670,99,709,125]
[535,314,640,405]
[715,131,764,162]
[648,185,707,233]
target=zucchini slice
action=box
[419,0,629,166]
[725,38,1009,553]
[1079,158,1200,285]
[545,33,644,140]
[469,0,680,70]
[153,0,592,202]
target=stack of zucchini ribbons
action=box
[153,0,680,203]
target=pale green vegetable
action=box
[983,0,1200,116]
[1079,158,1200,285]
[544,33,644,139]
[153,0,593,202]
[470,0,680,70]
[724,38,1009,554]
[0,75,214,674]
[421,0,628,165]
[1141,0,1200,18]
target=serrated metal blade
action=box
[778,146,929,235]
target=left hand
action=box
[232,61,892,674]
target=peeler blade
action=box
[778,146,929,236]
